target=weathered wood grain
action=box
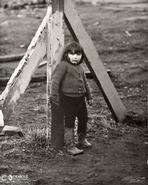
[50,0,65,149]
[0,6,52,123]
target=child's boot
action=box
[77,133,92,148]
[65,128,83,155]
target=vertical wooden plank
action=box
[50,0,64,149]
[51,0,64,73]
[0,110,4,133]
[46,6,52,139]
[64,0,126,122]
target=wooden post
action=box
[50,0,65,149]
[64,0,126,122]
[46,6,52,139]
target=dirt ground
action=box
[0,0,148,184]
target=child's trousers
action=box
[61,95,88,136]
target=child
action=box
[50,41,93,155]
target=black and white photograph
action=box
[0,0,147,184]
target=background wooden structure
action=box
[0,0,126,149]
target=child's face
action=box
[68,51,82,64]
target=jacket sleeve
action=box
[51,62,66,104]
[83,70,92,101]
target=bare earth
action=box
[0,0,148,185]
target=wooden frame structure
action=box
[0,0,126,149]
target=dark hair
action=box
[62,41,84,64]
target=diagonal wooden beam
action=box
[64,0,126,122]
[0,7,52,123]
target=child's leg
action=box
[77,97,88,137]
[77,98,92,148]
[51,102,64,149]
[61,95,84,155]
[64,115,75,146]
[61,95,76,129]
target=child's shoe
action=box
[67,146,83,156]
[78,138,92,148]
[78,134,92,148]
[65,128,84,155]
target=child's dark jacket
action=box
[51,61,92,105]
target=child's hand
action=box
[48,96,60,106]
[87,99,93,106]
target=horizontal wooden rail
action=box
[0,54,24,63]
[1,46,144,63]
[0,71,94,86]
[0,47,137,63]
